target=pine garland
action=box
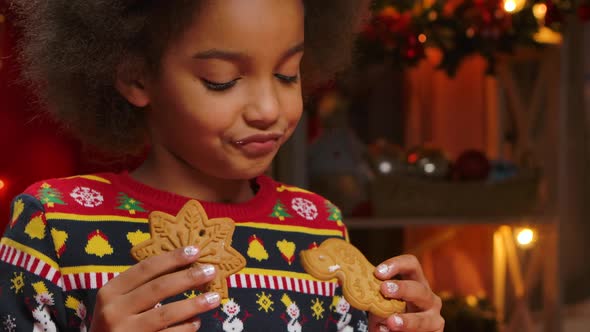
[357,0,589,75]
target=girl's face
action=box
[142,0,304,181]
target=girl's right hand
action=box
[89,246,219,332]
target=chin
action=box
[220,163,271,180]
[241,166,270,179]
[243,157,274,175]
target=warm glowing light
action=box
[0,179,5,191]
[504,0,517,12]
[534,26,563,44]
[418,34,427,43]
[503,0,525,13]
[533,3,547,20]
[466,27,476,38]
[516,228,535,247]
[423,0,436,8]
[408,153,419,164]
[466,295,478,307]
[428,11,438,21]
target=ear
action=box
[115,61,150,108]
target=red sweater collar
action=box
[110,172,277,220]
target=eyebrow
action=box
[193,42,305,62]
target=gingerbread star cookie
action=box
[131,200,246,298]
[300,238,406,317]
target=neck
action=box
[131,147,255,203]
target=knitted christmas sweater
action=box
[0,173,369,331]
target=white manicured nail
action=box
[184,246,199,257]
[379,325,390,332]
[385,281,399,294]
[393,315,404,326]
[205,292,220,304]
[201,264,215,276]
[377,264,390,275]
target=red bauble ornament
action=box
[403,35,425,60]
[453,150,491,181]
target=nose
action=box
[243,80,281,129]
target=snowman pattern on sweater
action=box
[30,282,57,332]
[281,294,307,332]
[221,298,245,332]
[333,296,354,332]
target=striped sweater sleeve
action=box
[0,194,67,331]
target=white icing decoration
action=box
[328,264,341,272]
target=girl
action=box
[1,0,444,331]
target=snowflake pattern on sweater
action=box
[0,173,368,331]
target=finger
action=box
[135,292,220,331]
[377,325,391,332]
[161,319,201,332]
[384,311,445,332]
[380,280,441,311]
[120,264,216,313]
[103,246,201,296]
[368,316,397,332]
[374,254,429,286]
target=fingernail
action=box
[184,246,199,257]
[379,325,390,332]
[201,264,215,277]
[385,281,399,295]
[204,292,220,305]
[393,315,404,327]
[377,264,390,275]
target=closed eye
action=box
[275,73,299,84]
[201,78,240,91]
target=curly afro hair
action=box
[10,0,369,155]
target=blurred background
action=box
[2,1,590,331]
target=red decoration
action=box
[403,34,425,60]
[0,5,143,229]
[453,150,491,181]
[361,0,586,76]
[362,6,416,54]
[578,4,590,22]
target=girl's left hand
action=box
[368,254,444,332]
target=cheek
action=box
[169,94,240,135]
[284,94,303,127]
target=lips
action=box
[233,133,282,157]
[234,133,282,145]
